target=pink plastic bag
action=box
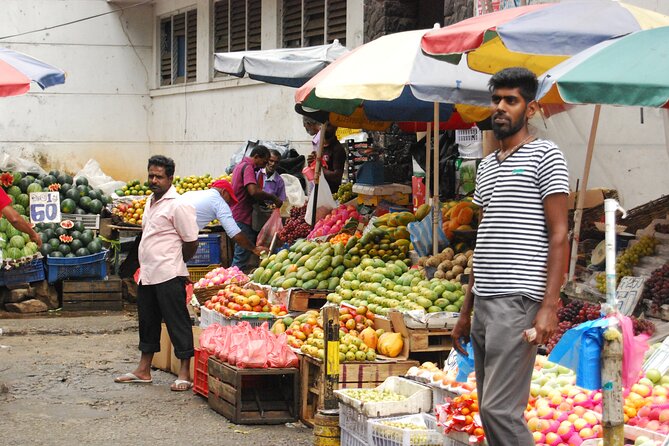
[257,209,283,248]
[616,314,650,388]
[199,324,225,354]
[237,339,268,368]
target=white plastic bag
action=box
[73,159,126,195]
[304,170,336,224]
[280,173,306,217]
[0,152,46,174]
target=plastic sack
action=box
[456,341,475,382]
[281,173,307,215]
[304,170,337,224]
[257,208,283,248]
[0,152,47,174]
[265,332,299,368]
[548,318,610,390]
[616,314,650,388]
[237,339,268,368]
[200,324,227,355]
[74,159,126,195]
[407,209,449,257]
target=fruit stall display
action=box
[441,199,480,241]
[307,204,361,240]
[277,205,312,246]
[594,236,658,293]
[192,266,248,291]
[114,173,231,197]
[37,220,103,258]
[644,264,669,314]
[201,283,287,318]
[111,197,146,226]
[333,182,356,203]
[418,247,473,282]
[0,216,40,265]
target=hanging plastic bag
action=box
[257,208,284,248]
[616,314,650,388]
[455,341,475,383]
[281,173,307,216]
[73,159,126,195]
[407,209,449,257]
[304,170,337,224]
[548,318,610,390]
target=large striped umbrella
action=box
[0,47,65,97]
[421,0,669,75]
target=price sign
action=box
[616,276,646,316]
[29,192,61,224]
[444,348,459,373]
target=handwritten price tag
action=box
[616,276,646,316]
[29,192,61,224]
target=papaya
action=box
[305,257,318,270]
[296,266,309,280]
[331,265,345,278]
[360,327,378,350]
[275,249,289,263]
[317,280,329,290]
[251,267,264,282]
[331,255,344,268]
[328,277,340,290]
[345,236,358,251]
[259,257,271,268]
[281,278,297,289]
[414,203,431,221]
[296,254,310,266]
[285,271,297,280]
[302,279,318,290]
[302,270,317,281]
[333,242,345,257]
[314,257,330,273]
[316,267,333,281]
[260,269,273,284]
[377,332,403,358]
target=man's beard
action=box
[491,113,525,140]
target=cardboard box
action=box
[150,323,172,371]
[169,325,202,381]
[567,189,606,210]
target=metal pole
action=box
[425,123,432,205]
[311,122,327,226]
[432,102,440,256]
[321,303,340,411]
[568,105,601,280]
[601,198,626,446]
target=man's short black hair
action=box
[268,149,282,159]
[250,145,270,159]
[148,155,175,177]
[488,67,538,104]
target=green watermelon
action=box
[70,230,82,241]
[0,218,8,232]
[87,239,102,254]
[75,247,90,257]
[6,226,20,239]
[42,175,57,186]
[22,233,29,243]
[18,178,32,193]
[65,253,76,258]
[74,208,87,215]
[60,198,77,213]
[79,196,92,211]
[100,194,111,205]
[76,185,90,197]
[16,194,30,208]
[88,199,103,214]
[58,244,71,255]
[6,185,21,198]
[87,189,101,201]
[54,227,67,237]
[9,235,25,249]
[0,238,6,249]
[11,204,25,216]
[6,247,22,259]
[49,170,61,178]
[27,183,42,194]
[75,177,89,186]
[24,175,35,183]
[60,183,72,194]
[39,232,50,244]
[42,228,55,241]
[48,238,60,250]
[57,174,73,185]
[79,230,94,245]
[12,172,23,186]
[49,251,64,258]
[40,244,53,256]
[70,239,83,252]
[64,189,79,204]
[73,222,85,233]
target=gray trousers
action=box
[471,294,541,446]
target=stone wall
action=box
[443,0,475,26]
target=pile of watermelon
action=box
[2,171,111,217]
[0,216,41,264]
[36,220,103,258]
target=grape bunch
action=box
[643,263,669,311]
[333,182,356,203]
[631,316,656,336]
[546,300,602,353]
[278,205,312,245]
[546,321,574,354]
[655,223,669,234]
[596,235,658,292]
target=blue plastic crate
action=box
[3,259,46,287]
[187,234,221,266]
[46,250,108,283]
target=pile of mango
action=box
[441,199,480,240]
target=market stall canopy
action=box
[295,29,491,125]
[0,47,66,97]
[420,0,669,75]
[537,27,669,109]
[214,41,349,88]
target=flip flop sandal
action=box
[114,372,153,384]
[170,379,193,392]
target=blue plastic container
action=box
[46,250,108,283]
[3,258,46,287]
[187,234,222,266]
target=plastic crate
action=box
[340,403,373,441]
[46,250,108,283]
[368,414,442,446]
[335,377,432,418]
[187,234,221,266]
[61,213,100,230]
[193,348,210,397]
[188,264,221,283]
[3,259,46,287]
[341,427,368,446]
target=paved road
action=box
[0,314,313,446]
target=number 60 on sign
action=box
[29,192,61,224]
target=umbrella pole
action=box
[568,104,601,280]
[426,123,432,206]
[433,102,440,256]
[311,122,327,226]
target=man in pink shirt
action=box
[231,145,282,271]
[115,155,199,391]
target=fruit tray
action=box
[341,426,367,446]
[340,402,374,441]
[368,413,442,446]
[46,249,108,283]
[187,234,221,266]
[2,258,46,287]
[335,376,432,418]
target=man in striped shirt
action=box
[451,67,569,446]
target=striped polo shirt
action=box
[472,139,569,301]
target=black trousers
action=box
[137,276,194,360]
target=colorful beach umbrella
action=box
[421,0,669,75]
[0,47,66,97]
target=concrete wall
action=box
[0,0,153,181]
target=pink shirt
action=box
[231,157,260,226]
[138,185,199,285]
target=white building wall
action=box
[0,0,154,181]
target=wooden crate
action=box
[299,354,419,428]
[207,357,298,425]
[288,289,329,312]
[61,279,122,311]
[407,329,453,352]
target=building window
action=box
[160,9,197,86]
[214,0,262,53]
[282,0,346,48]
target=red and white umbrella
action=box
[0,47,65,97]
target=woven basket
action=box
[193,286,225,305]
